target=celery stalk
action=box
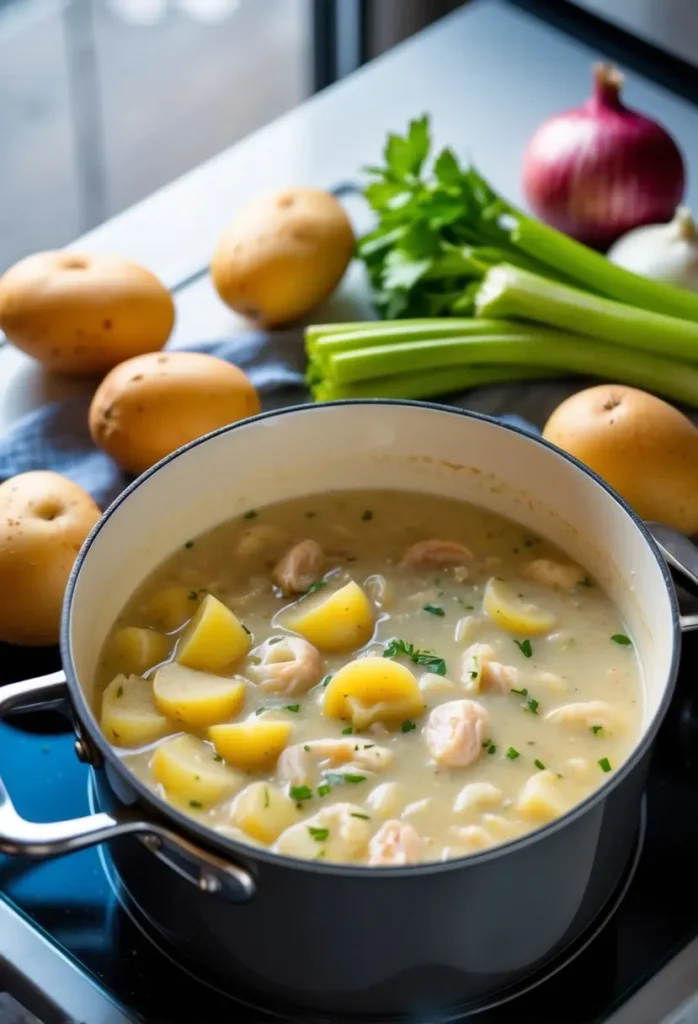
[311,365,556,402]
[475,266,698,362]
[319,330,698,407]
[309,320,523,370]
[513,216,698,322]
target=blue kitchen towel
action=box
[0,330,547,511]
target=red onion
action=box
[522,63,685,250]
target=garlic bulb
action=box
[607,207,698,292]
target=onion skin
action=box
[522,64,685,250]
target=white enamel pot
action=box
[0,401,688,1019]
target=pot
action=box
[0,401,693,1019]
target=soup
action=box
[96,490,642,866]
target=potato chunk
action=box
[151,734,242,808]
[176,593,251,672]
[230,782,300,843]
[108,627,170,676]
[274,802,371,863]
[153,662,246,727]
[516,770,570,822]
[483,577,556,636]
[209,721,292,771]
[101,673,172,748]
[286,581,374,653]
[146,586,201,632]
[323,656,424,728]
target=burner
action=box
[92,773,645,1023]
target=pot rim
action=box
[61,399,681,878]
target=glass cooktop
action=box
[1,636,698,1024]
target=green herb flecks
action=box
[423,603,445,617]
[284,704,301,713]
[534,759,546,770]
[212,753,223,762]
[189,800,203,809]
[591,725,603,736]
[351,812,371,820]
[243,509,258,519]
[401,720,417,733]
[263,786,270,808]
[506,746,520,760]
[308,827,329,842]
[306,580,327,595]
[383,637,446,676]
[524,697,539,715]
[611,634,632,646]
[116,685,124,699]
[514,639,533,658]
[510,686,529,697]
[342,726,354,735]
[482,738,496,755]
[290,785,313,802]
[598,757,612,773]
[184,540,194,549]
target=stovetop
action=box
[1,638,698,1024]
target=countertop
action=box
[2,0,698,433]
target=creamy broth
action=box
[96,490,643,866]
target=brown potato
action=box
[0,471,100,645]
[211,187,354,327]
[0,251,175,374]
[89,351,260,476]
[543,384,698,533]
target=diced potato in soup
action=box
[95,490,642,866]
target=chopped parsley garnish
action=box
[317,783,331,797]
[510,686,529,697]
[284,704,300,713]
[579,577,594,588]
[482,738,496,754]
[116,685,124,699]
[303,744,311,752]
[534,759,546,770]
[184,540,194,549]
[591,725,603,736]
[212,753,223,762]
[361,509,374,521]
[524,697,539,715]
[263,786,270,808]
[290,785,313,802]
[611,634,632,647]
[351,812,370,820]
[308,827,329,842]
[341,726,354,735]
[401,720,417,733]
[514,639,533,658]
[243,509,258,519]
[457,599,475,610]
[506,746,520,760]
[188,590,198,601]
[322,674,333,687]
[343,774,367,784]
[306,580,327,595]
[242,624,252,635]
[470,670,478,681]
[255,707,267,716]
[423,603,445,616]
[383,637,446,676]
[598,757,612,773]
[189,800,203,809]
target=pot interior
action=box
[67,402,676,743]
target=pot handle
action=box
[646,522,698,632]
[0,674,256,902]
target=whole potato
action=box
[0,471,100,645]
[211,187,355,327]
[89,351,261,476]
[0,251,175,374]
[543,384,698,533]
